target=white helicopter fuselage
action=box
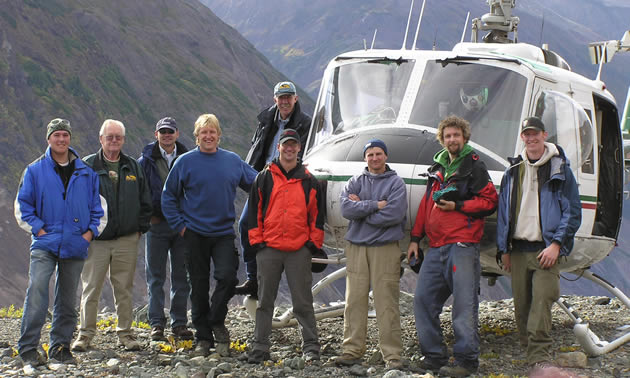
[303,43,623,277]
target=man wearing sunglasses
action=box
[138,117,192,342]
[73,119,152,352]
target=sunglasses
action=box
[50,118,70,127]
[158,128,176,134]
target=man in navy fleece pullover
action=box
[161,114,257,357]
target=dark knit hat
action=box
[363,139,388,157]
[521,117,545,133]
[46,118,72,139]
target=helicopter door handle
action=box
[312,167,332,173]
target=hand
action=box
[36,229,47,237]
[501,253,511,273]
[377,200,387,209]
[407,241,419,261]
[537,243,560,269]
[150,216,162,225]
[81,230,93,242]
[179,226,187,237]
[348,194,360,202]
[435,199,455,211]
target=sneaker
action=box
[247,349,271,364]
[438,362,478,377]
[193,340,212,357]
[71,335,92,352]
[48,345,77,365]
[171,325,193,340]
[118,334,141,351]
[385,359,404,370]
[234,279,258,298]
[303,351,320,362]
[20,349,45,367]
[212,324,230,344]
[334,353,362,366]
[151,326,165,341]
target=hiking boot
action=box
[385,359,404,370]
[438,362,478,377]
[20,349,45,367]
[71,335,92,352]
[193,340,212,357]
[172,325,193,340]
[151,326,165,341]
[212,324,230,344]
[234,279,258,298]
[303,351,320,362]
[415,357,445,372]
[118,334,141,351]
[334,353,362,366]
[247,349,271,364]
[48,345,77,365]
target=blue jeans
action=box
[19,249,84,353]
[183,230,239,342]
[145,220,190,328]
[413,243,480,368]
[238,202,257,281]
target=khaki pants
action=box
[510,250,560,364]
[342,242,402,362]
[78,233,139,338]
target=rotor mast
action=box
[471,0,519,43]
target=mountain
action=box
[0,0,314,307]
[202,0,630,106]
[202,0,630,299]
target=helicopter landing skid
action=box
[555,270,630,356]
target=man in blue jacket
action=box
[497,117,581,368]
[138,117,192,341]
[14,118,106,366]
[334,139,407,371]
[162,114,257,357]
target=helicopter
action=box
[288,0,630,356]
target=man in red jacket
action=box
[245,128,325,364]
[407,116,497,377]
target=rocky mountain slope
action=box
[0,0,314,307]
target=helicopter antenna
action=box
[412,0,427,50]
[460,11,470,43]
[363,38,367,50]
[371,29,378,49]
[432,27,437,50]
[538,14,545,46]
[402,0,415,49]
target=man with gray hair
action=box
[72,119,152,352]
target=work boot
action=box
[234,279,258,298]
[118,334,141,351]
[247,349,271,364]
[334,353,362,366]
[48,345,77,365]
[151,326,165,341]
[71,335,92,352]
[193,340,212,357]
[20,349,45,367]
[438,361,478,377]
[172,325,194,340]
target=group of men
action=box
[14,76,581,375]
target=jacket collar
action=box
[92,148,131,172]
[145,141,188,161]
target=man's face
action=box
[278,139,301,162]
[274,94,298,120]
[442,126,466,156]
[364,147,387,174]
[197,126,220,153]
[48,130,71,156]
[155,127,179,149]
[100,123,125,156]
[521,129,548,158]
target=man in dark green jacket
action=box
[72,119,152,352]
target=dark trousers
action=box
[183,230,238,342]
[238,202,257,280]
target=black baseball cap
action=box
[521,117,545,133]
[279,128,300,145]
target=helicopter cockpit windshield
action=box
[410,61,527,162]
[308,58,414,149]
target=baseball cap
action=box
[274,81,297,96]
[279,128,300,145]
[521,117,545,133]
[156,117,177,132]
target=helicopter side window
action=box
[534,91,594,174]
[409,61,527,162]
